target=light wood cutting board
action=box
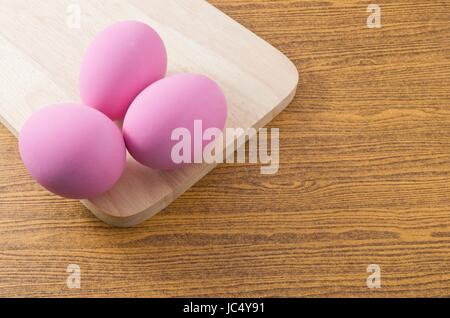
[0,0,298,226]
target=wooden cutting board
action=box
[0,0,298,226]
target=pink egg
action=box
[19,104,126,199]
[80,21,167,120]
[123,73,228,170]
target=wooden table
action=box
[1,0,450,297]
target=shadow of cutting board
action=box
[0,0,298,226]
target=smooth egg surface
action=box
[19,104,126,199]
[80,20,167,120]
[123,73,228,170]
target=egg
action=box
[19,104,126,199]
[80,21,167,120]
[123,73,228,170]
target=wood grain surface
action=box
[1,0,450,297]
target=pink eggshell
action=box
[123,73,228,170]
[80,21,167,120]
[19,104,126,199]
